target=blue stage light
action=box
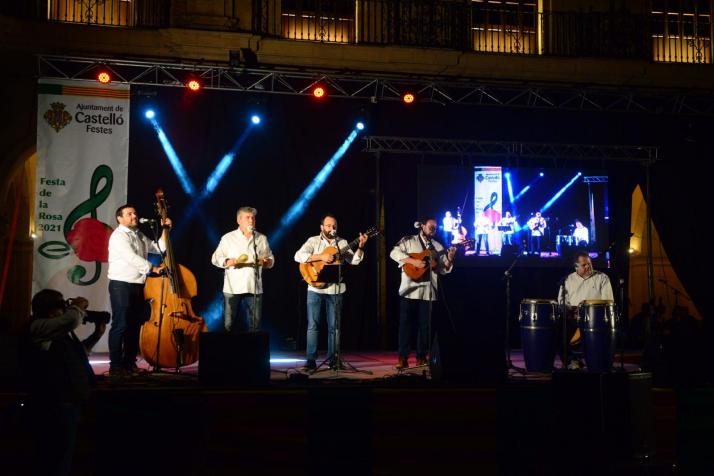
[147,115,220,242]
[505,172,515,204]
[356,122,365,131]
[270,129,360,247]
[145,110,155,119]
[540,172,582,212]
[251,115,261,125]
[539,172,544,177]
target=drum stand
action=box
[558,278,570,370]
[504,255,526,375]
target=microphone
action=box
[247,225,255,233]
[328,230,337,238]
[413,221,422,229]
[139,217,157,224]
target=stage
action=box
[86,350,642,382]
[2,350,690,475]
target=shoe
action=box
[305,359,317,371]
[106,367,129,379]
[126,365,150,376]
[395,357,408,370]
[416,357,428,367]
[567,359,583,370]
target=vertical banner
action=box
[474,166,503,252]
[34,79,129,349]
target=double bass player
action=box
[107,204,170,377]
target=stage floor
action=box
[88,350,642,384]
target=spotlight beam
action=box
[540,173,582,212]
[148,115,219,241]
[173,126,254,240]
[513,173,544,202]
[269,128,360,248]
[150,117,196,196]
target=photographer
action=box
[24,289,106,476]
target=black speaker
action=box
[430,333,506,385]
[500,244,520,258]
[199,331,270,386]
[553,371,655,465]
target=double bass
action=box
[140,189,207,368]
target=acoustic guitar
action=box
[299,227,380,288]
[402,238,474,281]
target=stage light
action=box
[270,128,360,247]
[628,248,635,254]
[144,110,155,119]
[505,172,515,204]
[356,121,365,131]
[173,125,256,241]
[97,71,111,84]
[251,115,261,125]
[312,86,326,99]
[30,232,37,239]
[186,79,202,92]
[540,172,581,212]
[403,93,415,104]
[539,172,544,177]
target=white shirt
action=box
[499,216,516,234]
[442,216,455,232]
[558,270,614,306]
[211,229,274,295]
[107,225,164,284]
[573,226,589,244]
[475,215,492,235]
[528,216,546,237]
[390,234,453,301]
[294,235,364,294]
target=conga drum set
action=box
[519,298,618,372]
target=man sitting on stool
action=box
[557,251,614,369]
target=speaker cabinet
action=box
[199,331,270,386]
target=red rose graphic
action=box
[66,217,113,262]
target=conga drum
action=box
[577,300,617,372]
[519,299,557,372]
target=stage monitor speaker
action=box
[199,331,270,386]
[553,371,655,465]
[500,244,520,258]
[430,333,506,385]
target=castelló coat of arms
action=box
[44,102,72,132]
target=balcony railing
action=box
[254,0,714,64]
[0,0,170,27]
[2,0,711,64]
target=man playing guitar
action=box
[527,211,547,256]
[293,214,369,370]
[390,218,456,370]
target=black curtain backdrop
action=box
[127,87,711,356]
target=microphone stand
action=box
[251,228,260,333]
[313,234,372,376]
[503,255,526,375]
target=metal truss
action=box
[37,55,714,117]
[362,136,658,163]
[582,176,609,183]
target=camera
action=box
[64,298,111,325]
[84,310,111,325]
